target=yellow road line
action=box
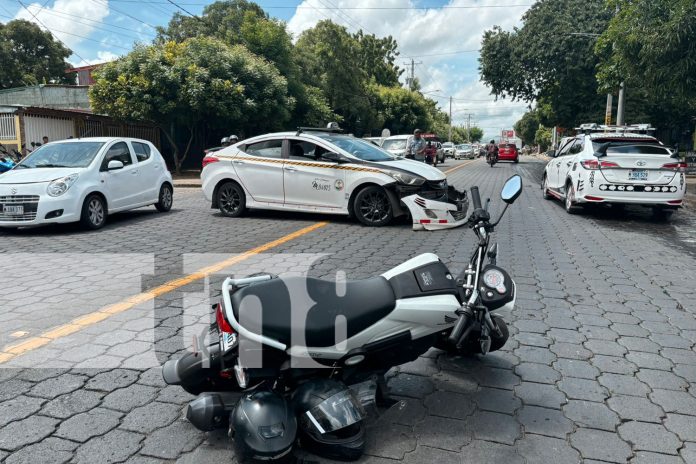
[444,159,476,175]
[0,221,328,363]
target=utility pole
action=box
[467,114,471,142]
[448,96,452,142]
[616,82,625,126]
[605,94,613,125]
[404,58,422,91]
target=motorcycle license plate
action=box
[2,205,23,215]
[628,169,648,181]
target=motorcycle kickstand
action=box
[375,374,398,408]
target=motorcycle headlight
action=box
[47,173,79,197]
[387,170,425,186]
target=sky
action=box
[0,0,534,140]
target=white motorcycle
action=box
[163,175,522,401]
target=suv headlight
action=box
[47,173,79,197]
[387,170,425,186]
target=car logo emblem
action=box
[334,179,344,191]
[10,187,17,195]
[636,160,647,167]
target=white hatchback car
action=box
[0,137,173,229]
[201,128,450,226]
[542,128,686,218]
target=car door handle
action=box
[131,170,138,175]
[556,162,560,166]
[566,162,572,166]
[284,166,297,172]
[233,160,245,165]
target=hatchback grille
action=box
[0,195,39,222]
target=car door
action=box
[99,141,140,210]
[558,138,585,189]
[549,139,574,189]
[283,138,346,209]
[234,138,284,203]
[129,141,161,203]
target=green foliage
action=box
[90,37,290,172]
[479,0,611,128]
[449,126,484,144]
[355,31,403,87]
[535,126,552,150]
[0,20,73,89]
[596,0,696,107]
[370,85,433,135]
[514,111,540,146]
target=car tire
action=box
[80,194,107,230]
[155,183,173,212]
[217,181,246,217]
[353,186,393,227]
[514,157,519,163]
[565,182,578,214]
[542,175,552,200]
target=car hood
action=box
[0,167,84,184]
[374,158,446,181]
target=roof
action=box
[45,137,152,143]
[0,84,90,95]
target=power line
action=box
[16,0,91,65]
[90,0,158,30]
[402,49,480,58]
[108,0,533,8]
[165,0,200,19]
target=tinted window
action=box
[568,139,584,155]
[245,139,283,158]
[288,140,330,161]
[557,139,576,156]
[101,142,133,170]
[315,134,395,161]
[382,139,408,150]
[132,142,151,162]
[592,142,671,156]
[16,142,104,169]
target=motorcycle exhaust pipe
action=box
[162,344,222,389]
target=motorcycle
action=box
[162,175,523,461]
[487,151,498,167]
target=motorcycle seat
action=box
[230,276,396,348]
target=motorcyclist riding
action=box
[485,139,499,165]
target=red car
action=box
[498,143,519,163]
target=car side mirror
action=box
[107,160,124,170]
[501,175,522,204]
[322,152,348,163]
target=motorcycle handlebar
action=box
[470,186,482,210]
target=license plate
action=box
[628,169,648,180]
[2,205,23,215]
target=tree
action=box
[535,126,552,150]
[450,126,484,144]
[514,110,540,146]
[370,85,433,135]
[479,0,612,128]
[355,31,402,87]
[90,37,290,173]
[0,20,73,89]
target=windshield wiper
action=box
[34,164,70,168]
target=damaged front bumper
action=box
[401,186,469,230]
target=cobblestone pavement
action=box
[1,156,696,463]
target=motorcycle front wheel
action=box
[437,315,509,356]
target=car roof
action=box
[46,137,153,144]
[383,134,412,140]
[587,132,658,142]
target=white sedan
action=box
[201,127,455,227]
[542,128,686,218]
[0,137,173,229]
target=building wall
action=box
[0,86,91,111]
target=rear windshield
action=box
[592,142,671,156]
[500,144,515,148]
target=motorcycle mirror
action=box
[500,175,522,204]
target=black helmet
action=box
[490,139,495,144]
[230,388,297,463]
[291,378,366,461]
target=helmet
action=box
[490,140,495,144]
[228,134,239,143]
[230,389,297,463]
[221,137,230,146]
[291,379,366,461]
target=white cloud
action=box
[15,0,110,50]
[287,0,531,139]
[85,50,120,65]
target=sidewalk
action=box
[172,171,202,188]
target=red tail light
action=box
[215,303,234,334]
[580,160,619,170]
[202,155,219,169]
[661,162,687,172]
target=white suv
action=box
[201,128,448,227]
[542,127,686,218]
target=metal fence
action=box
[0,114,16,140]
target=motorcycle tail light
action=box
[215,303,235,334]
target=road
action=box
[1,156,695,463]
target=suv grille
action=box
[0,195,39,222]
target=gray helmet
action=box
[291,378,366,461]
[230,388,296,463]
[228,134,239,143]
[221,137,230,146]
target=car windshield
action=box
[17,142,105,168]
[318,135,395,161]
[458,144,471,150]
[443,142,454,147]
[381,139,407,151]
[592,141,671,156]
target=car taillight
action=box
[580,160,619,170]
[202,155,219,169]
[661,162,687,172]
[215,303,234,334]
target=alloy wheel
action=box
[220,185,241,214]
[89,198,105,226]
[359,191,390,224]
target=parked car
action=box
[381,135,412,158]
[0,137,173,229]
[201,127,449,227]
[362,136,384,147]
[454,144,476,160]
[498,143,519,163]
[442,142,455,158]
[542,128,685,218]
